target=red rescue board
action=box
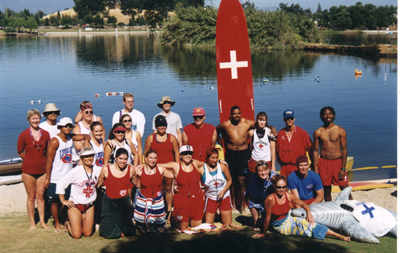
[216,0,254,123]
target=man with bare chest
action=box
[313,106,351,201]
[216,106,254,213]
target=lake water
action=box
[0,33,397,181]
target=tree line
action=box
[280,2,397,30]
[0,1,396,33]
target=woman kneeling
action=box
[56,147,101,239]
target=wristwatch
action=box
[340,167,346,171]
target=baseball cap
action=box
[192,107,205,116]
[180,145,194,154]
[283,110,295,119]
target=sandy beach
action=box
[0,182,397,215]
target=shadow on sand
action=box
[100,225,349,253]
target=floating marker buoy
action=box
[210,87,214,90]
[30,100,43,104]
[106,92,124,96]
[94,94,100,97]
[263,77,269,83]
[355,69,362,75]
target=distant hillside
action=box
[43,8,135,24]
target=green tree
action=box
[0,11,7,28]
[83,14,94,24]
[49,15,60,26]
[93,14,104,27]
[25,16,38,32]
[317,3,322,13]
[73,0,105,19]
[60,15,73,27]
[107,15,117,25]
[347,2,364,29]
[7,16,25,32]
[129,17,136,26]
[44,18,50,26]
[279,3,304,15]
[144,10,162,28]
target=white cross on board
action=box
[219,50,248,79]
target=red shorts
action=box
[204,195,233,213]
[74,203,93,214]
[280,164,297,178]
[302,198,315,205]
[318,157,348,187]
[173,190,204,223]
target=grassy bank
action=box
[0,212,396,253]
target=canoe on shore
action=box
[0,158,22,174]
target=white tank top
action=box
[51,136,74,183]
[203,163,230,200]
[73,116,97,161]
[90,139,104,167]
[251,128,271,162]
[110,139,133,165]
[130,131,138,149]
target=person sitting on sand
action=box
[56,147,101,239]
[245,160,278,232]
[252,174,350,242]
[97,148,137,239]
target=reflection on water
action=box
[0,34,397,179]
[326,33,397,46]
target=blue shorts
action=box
[46,183,70,201]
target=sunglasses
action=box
[114,131,125,134]
[123,119,132,123]
[85,110,93,115]
[181,152,193,156]
[285,117,294,121]
[193,116,204,120]
[46,111,60,116]
[63,124,74,129]
[276,186,287,189]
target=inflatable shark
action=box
[291,187,397,243]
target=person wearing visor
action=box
[45,117,91,232]
[104,123,138,166]
[56,146,102,239]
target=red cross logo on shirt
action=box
[83,185,94,198]
[213,181,219,187]
[258,143,264,149]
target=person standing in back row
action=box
[313,106,351,202]
[152,96,183,147]
[276,110,313,178]
[183,107,217,161]
[112,93,145,137]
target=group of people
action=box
[17,92,351,242]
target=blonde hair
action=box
[27,109,41,121]
[123,93,134,102]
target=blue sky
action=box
[0,0,397,15]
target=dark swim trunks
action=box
[225,148,251,178]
